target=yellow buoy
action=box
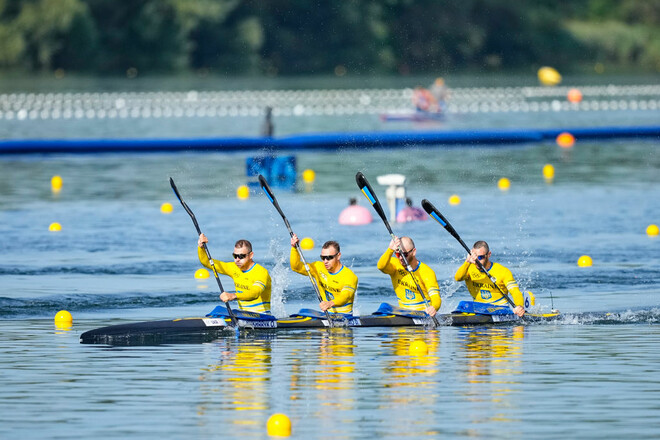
[302,169,316,184]
[543,164,555,180]
[54,310,73,327]
[237,185,250,200]
[556,132,575,149]
[195,268,210,279]
[300,237,315,250]
[51,175,63,193]
[160,202,173,214]
[647,224,659,237]
[567,88,583,103]
[49,222,62,232]
[577,255,593,267]
[537,66,562,86]
[409,339,428,356]
[267,413,292,437]
[497,177,511,191]
[448,194,461,205]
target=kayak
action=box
[379,111,445,122]
[79,302,561,345]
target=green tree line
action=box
[0,0,658,75]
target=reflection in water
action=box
[458,326,525,425]
[197,336,272,431]
[290,328,356,418]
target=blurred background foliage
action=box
[0,0,658,75]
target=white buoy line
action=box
[0,85,659,121]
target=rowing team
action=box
[197,231,527,319]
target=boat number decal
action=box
[240,320,277,329]
[202,318,227,327]
[348,318,361,326]
[412,318,426,325]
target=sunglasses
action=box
[476,255,487,261]
[232,253,248,260]
[401,249,414,257]
[320,253,338,261]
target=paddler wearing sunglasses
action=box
[377,236,441,317]
[197,233,272,314]
[290,233,358,314]
[454,240,525,317]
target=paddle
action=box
[421,198,518,310]
[258,174,335,326]
[169,177,239,328]
[355,172,439,326]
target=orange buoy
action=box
[556,132,575,149]
[567,88,583,103]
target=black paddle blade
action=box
[421,198,466,249]
[356,172,391,232]
[169,177,201,234]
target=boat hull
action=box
[79,310,560,345]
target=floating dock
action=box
[1,126,659,155]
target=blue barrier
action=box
[1,126,658,154]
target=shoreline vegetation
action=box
[0,1,658,78]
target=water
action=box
[1,75,660,439]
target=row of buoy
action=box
[4,84,658,107]
[3,98,657,121]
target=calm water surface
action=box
[1,75,659,439]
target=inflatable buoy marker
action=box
[409,339,428,356]
[556,132,575,149]
[543,164,555,180]
[647,224,659,237]
[51,175,63,193]
[567,88,583,103]
[448,195,461,205]
[537,66,562,86]
[195,268,210,279]
[54,310,73,328]
[160,202,173,214]
[267,413,292,437]
[49,222,62,232]
[497,177,511,191]
[237,185,250,200]
[302,169,316,184]
[300,237,314,250]
[577,255,593,267]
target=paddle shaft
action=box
[258,175,335,325]
[421,199,518,309]
[169,177,239,327]
[356,172,439,326]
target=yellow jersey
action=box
[454,260,524,307]
[377,248,441,311]
[290,247,357,314]
[198,247,271,313]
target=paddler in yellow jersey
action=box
[290,233,357,314]
[454,240,525,317]
[197,233,271,314]
[377,236,441,317]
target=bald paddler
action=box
[377,236,441,316]
[454,240,525,317]
[197,233,271,314]
[290,233,357,314]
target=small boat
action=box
[79,302,561,345]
